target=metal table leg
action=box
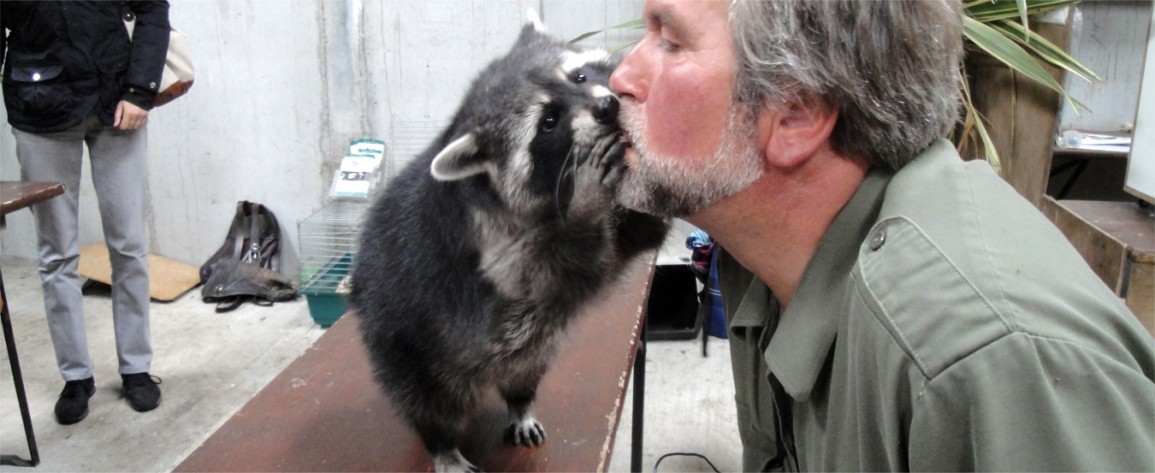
[630,319,646,472]
[0,266,40,467]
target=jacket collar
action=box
[764,166,893,401]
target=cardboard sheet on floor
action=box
[77,242,200,302]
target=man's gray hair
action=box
[730,0,964,169]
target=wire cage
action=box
[390,120,443,169]
[298,200,370,326]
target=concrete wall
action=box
[1,0,643,280]
[1057,0,1151,133]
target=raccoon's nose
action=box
[593,96,619,125]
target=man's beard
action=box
[616,100,764,218]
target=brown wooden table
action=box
[1,180,66,467]
[1,180,66,229]
[1042,197,1155,336]
[176,255,656,472]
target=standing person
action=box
[1,1,168,425]
[610,0,1155,470]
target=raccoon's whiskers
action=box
[554,145,579,215]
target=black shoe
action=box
[122,373,162,412]
[55,377,96,425]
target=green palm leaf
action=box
[990,19,1099,82]
[963,15,1088,112]
[570,19,644,45]
[963,0,1079,22]
[959,71,1001,172]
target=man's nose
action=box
[610,44,647,102]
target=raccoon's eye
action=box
[540,106,560,133]
[575,73,587,83]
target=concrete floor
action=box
[1,255,741,472]
[608,336,741,473]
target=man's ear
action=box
[759,101,838,170]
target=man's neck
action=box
[689,149,868,307]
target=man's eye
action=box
[659,36,681,52]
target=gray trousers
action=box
[12,115,152,381]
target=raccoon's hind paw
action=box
[432,450,481,473]
[505,416,547,447]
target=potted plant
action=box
[959,0,1097,170]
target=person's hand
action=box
[114,100,149,130]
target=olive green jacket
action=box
[720,139,1155,471]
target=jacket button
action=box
[150,82,157,89]
[869,229,886,251]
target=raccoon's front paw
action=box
[574,135,626,200]
[505,415,547,447]
[569,136,625,221]
[590,134,627,189]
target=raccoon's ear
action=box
[526,8,546,33]
[514,9,546,47]
[430,133,486,181]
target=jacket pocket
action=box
[9,64,64,83]
[4,63,77,121]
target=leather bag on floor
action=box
[200,201,282,284]
[201,259,297,313]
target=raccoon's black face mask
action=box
[526,73,621,215]
[427,24,621,222]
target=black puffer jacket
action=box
[0,1,169,133]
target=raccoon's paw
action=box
[573,136,627,204]
[505,415,547,447]
[569,138,625,222]
[589,135,627,188]
[432,450,481,473]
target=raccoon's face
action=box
[518,51,619,210]
[429,21,621,222]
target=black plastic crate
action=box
[645,264,702,341]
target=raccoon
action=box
[347,13,668,473]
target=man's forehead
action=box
[643,0,679,26]
[643,0,733,48]
[643,0,728,30]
